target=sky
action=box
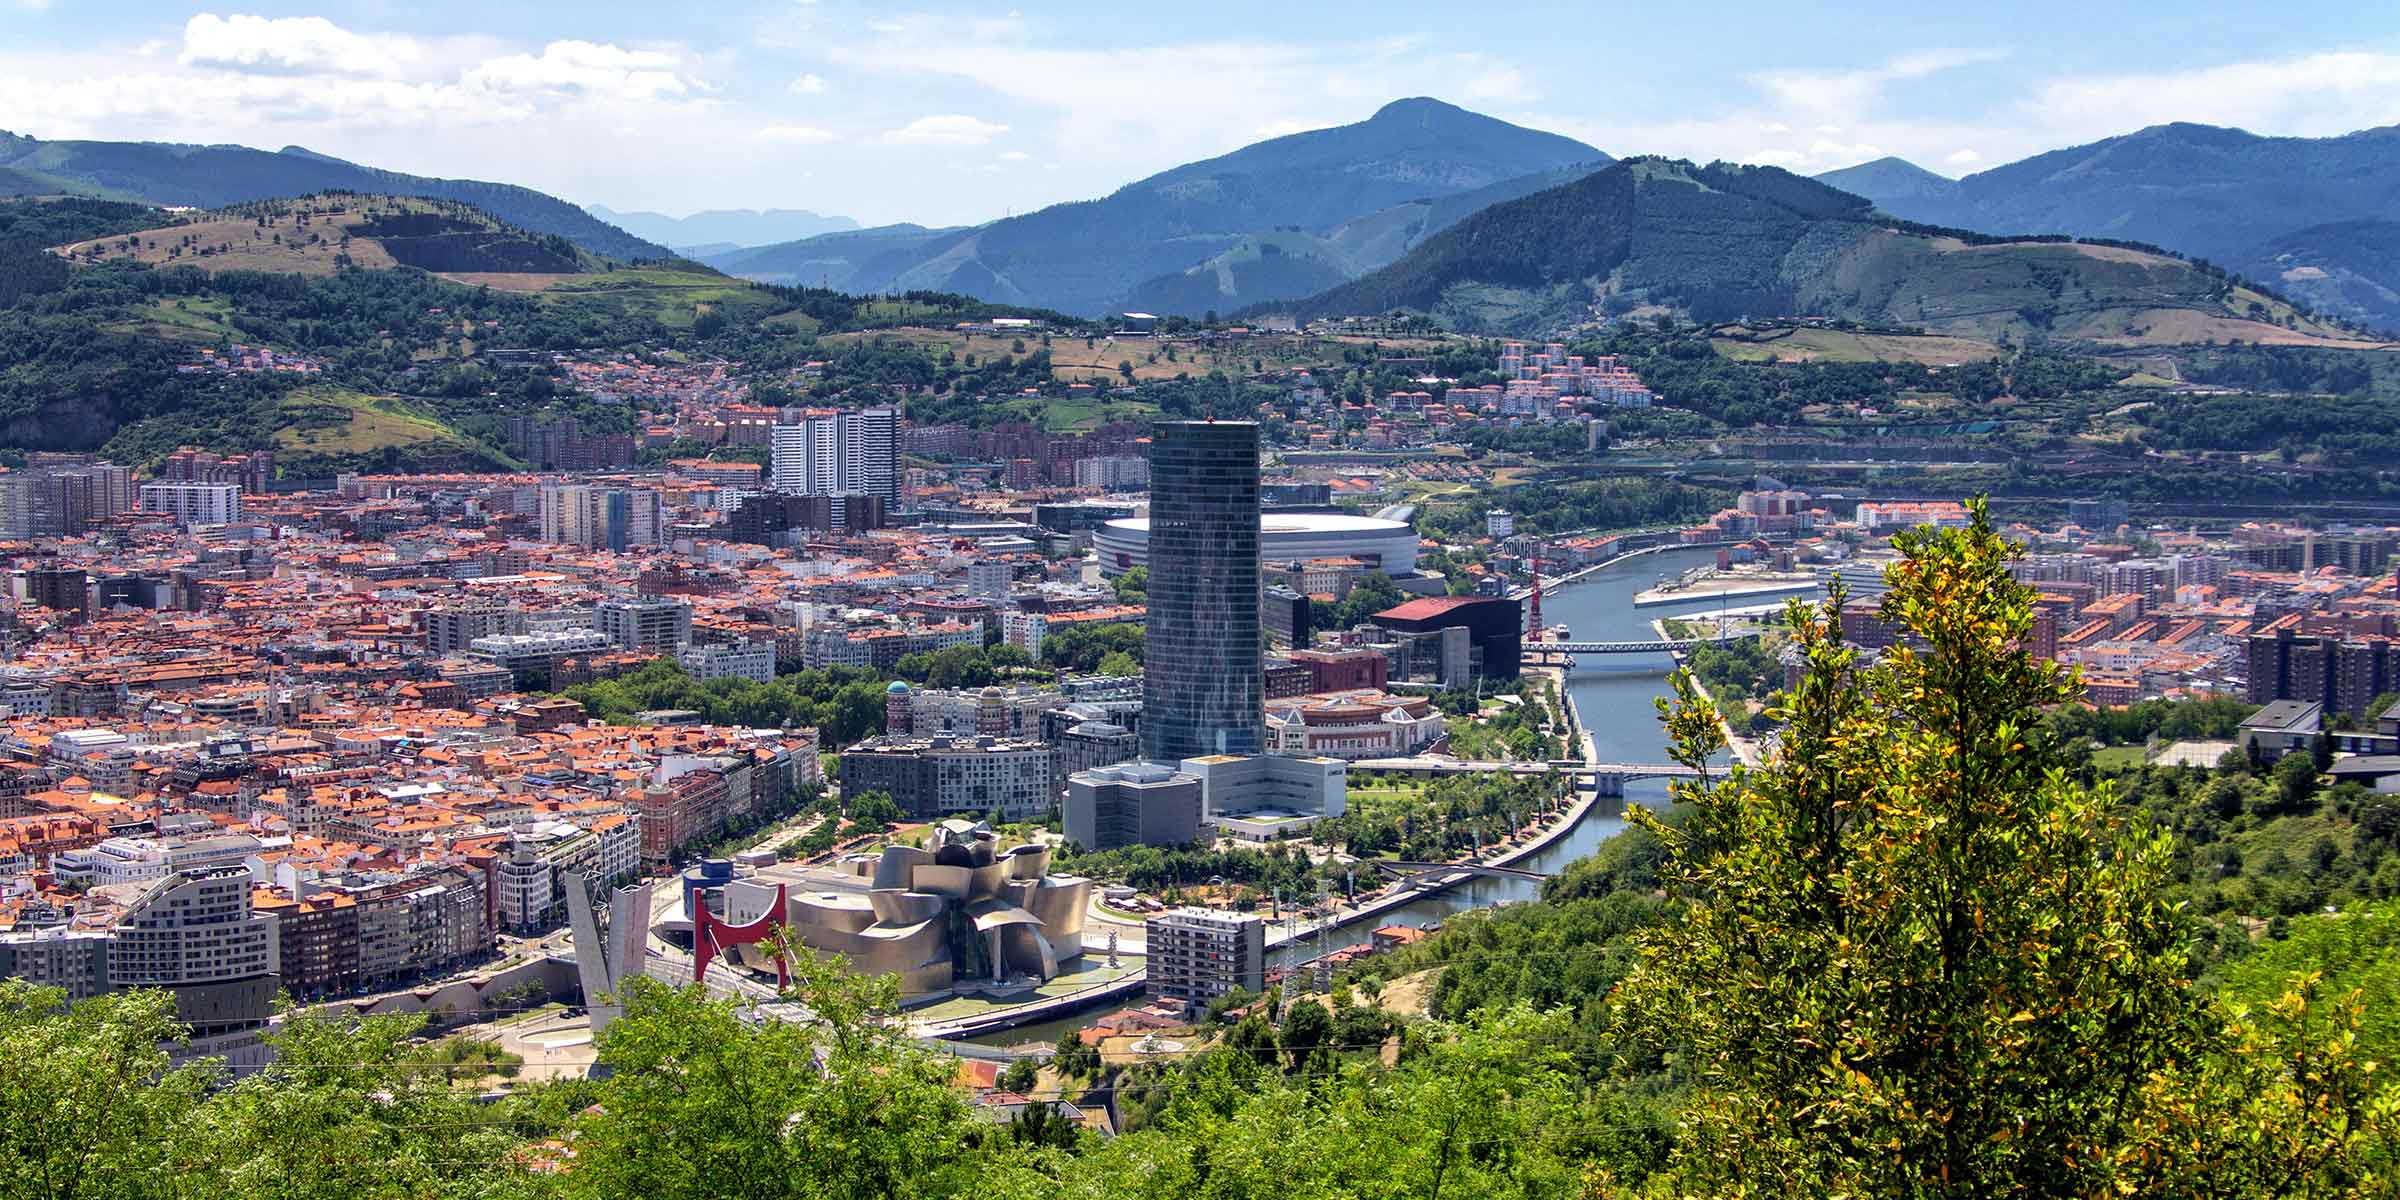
[4,2,2400,228]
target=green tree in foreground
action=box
[564,938,979,1200]
[1619,499,2400,1197]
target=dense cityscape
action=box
[5,3,2400,1196]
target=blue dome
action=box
[885,680,911,694]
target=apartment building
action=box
[139,482,244,527]
[837,735,1057,820]
[597,597,693,653]
[1146,907,1265,1006]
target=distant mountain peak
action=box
[1371,96,1469,120]
[277,145,354,166]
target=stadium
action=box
[1092,513,1419,578]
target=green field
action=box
[1711,325,1999,365]
[536,267,790,329]
[100,296,244,343]
[272,385,511,468]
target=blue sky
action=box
[4,2,2398,226]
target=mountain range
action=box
[1817,123,2400,329]
[11,103,2400,336]
[0,131,670,262]
[701,98,1608,316]
[1276,156,2358,345]
[583,205,859,254]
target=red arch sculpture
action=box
[693,883,790,988]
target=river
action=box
[961,547,1808,1048]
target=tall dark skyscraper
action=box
[1141,420,1263,762]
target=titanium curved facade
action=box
[724,823,1090,995]
[1141,421,1264,762]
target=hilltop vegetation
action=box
[1280,156,2376,345]
[53,193,598,278]
[0,193,1098,468]
[0,129,670,259]
[1824,122,2400,330]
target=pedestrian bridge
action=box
[1375,860,1549,882]
[1347,755,1708,796]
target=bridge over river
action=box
[1349,755,1708,796]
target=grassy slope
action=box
[1709,326,2001,365]
[272,386,514,469]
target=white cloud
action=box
[1945,148,1982,166]
[882,114,1008,147]
[998,150,1031,162]
[179,12,417,79]
[2022,51,2400,140]
[789,72,827,95]
[462,40,693,102]
[755,122,836,143]
[1752,48,2008,121]
[827,26,1574,186]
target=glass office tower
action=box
[1140,420,1264,761]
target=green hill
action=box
[52,193,601,279]
[1279,157,2373,345]
[707,98,1606,316]
[1120,161,1604,314]
[1813,156,1959,207]
[1820,123,2400,330]
[0,131,670,260]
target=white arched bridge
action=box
[1373,860,1551,888]
[1348,755,1708,797]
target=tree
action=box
[848,789,902,831]
[1112,565,1147,605]
[2277,751,2322,813]
[998,1056,1038,1094]
[1616,499,2376,1196]
[562,943,976,1200]
[1279,998,1334,1076]
[0,983,215,1200]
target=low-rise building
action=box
[1064,761,1204,851]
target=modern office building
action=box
[1147,907,1265,1006]
[1368,594,1525,684]
[769,407,901,507]
[138,482,243,527]
[1064,761,1204,851]
[1141,420,1264,762]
